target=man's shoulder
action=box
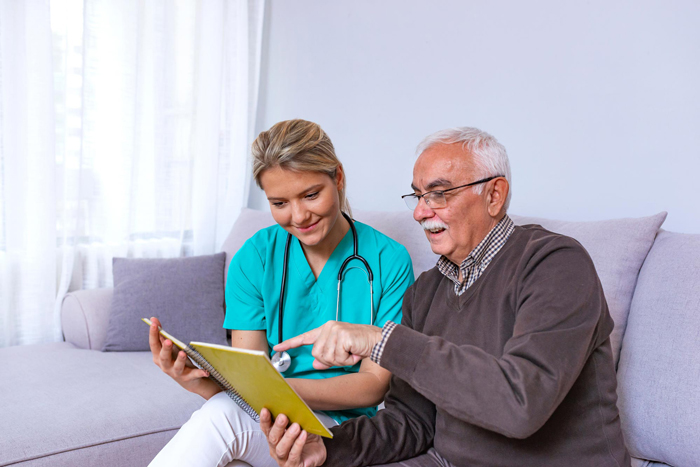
[407,223,593,290]
[503,224,598,280]
[510,223,587,255]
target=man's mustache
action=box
[421,219,448,231]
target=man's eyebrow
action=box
[410,178,453,192]
[425,178,453,190]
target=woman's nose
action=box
[291,202,309,224]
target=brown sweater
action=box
[324,225,630,466]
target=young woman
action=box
[148,119,414,467]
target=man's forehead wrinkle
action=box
[413,144,474,192]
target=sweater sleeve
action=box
[323,285,436,466]
[378,239,610,439]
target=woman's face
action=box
[259,166,344,248]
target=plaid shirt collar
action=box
[436,214,515,295]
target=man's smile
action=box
[421,218,448,236]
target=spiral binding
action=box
[185,346,260,423]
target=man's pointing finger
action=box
[273,326,322,352]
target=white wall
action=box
[249,0,700,233]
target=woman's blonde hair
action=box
[252,119,351,215]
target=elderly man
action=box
[261,127,630,466]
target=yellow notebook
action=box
[142,318,332,438]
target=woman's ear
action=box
[335,165,345,191]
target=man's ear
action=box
[487,178,509,217]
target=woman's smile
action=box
[296,220,320,234]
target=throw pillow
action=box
[102,252,228,351]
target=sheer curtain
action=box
[0,0,265,347]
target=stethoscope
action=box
[271,212,375,372]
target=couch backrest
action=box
[222,209,667,366]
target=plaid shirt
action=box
[437,214,515,296]
[370,215,515,365]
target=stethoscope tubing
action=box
[274,211,374,372]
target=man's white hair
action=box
[416,127,512,211]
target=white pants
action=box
[150,391,338,467]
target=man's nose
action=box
[413,196,434,222]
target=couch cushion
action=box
[510,213,667,365]
[617,231,700,467]
[632,458,672,467]
[0,342,204,466]
[103,253,228,351]
[2,431,177,467]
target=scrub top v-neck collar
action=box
[289,226,355,296]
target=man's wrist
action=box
[371,324,383,350]
[370,321,398,365]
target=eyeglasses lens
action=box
[427,193,446,208]
[403,192,447,210]
[404,195,418,210]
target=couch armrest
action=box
[61,288,113,350]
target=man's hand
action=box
[261,408,327,467]
[274,321,383,370]
[148,317,221,399]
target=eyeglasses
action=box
[401,176,503,210]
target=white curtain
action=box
[0,0,265,347]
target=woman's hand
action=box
[260,409,327,467]
[148,317,222,400]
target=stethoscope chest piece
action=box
[271,350,291,373]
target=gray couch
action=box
[1,209,698,467]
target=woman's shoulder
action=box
[234,224,286,261]
[354,221,412,261]
[249,223,285,243]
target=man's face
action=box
[411,143,495,264]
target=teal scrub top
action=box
[224,220,414,423]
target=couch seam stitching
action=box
[75,294,92,349]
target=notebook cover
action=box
[190,342,333,438]
[143,318,332,438]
